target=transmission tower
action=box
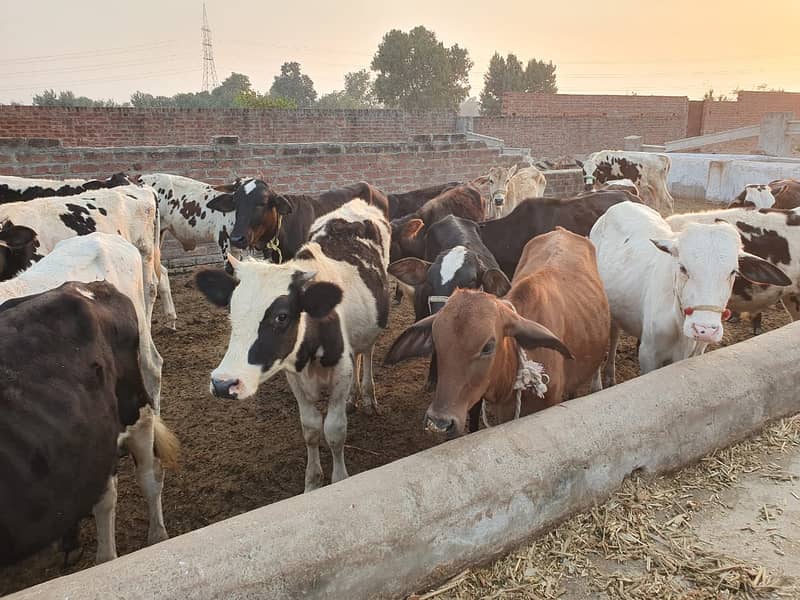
[201,3,219,92]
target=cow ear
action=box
[384,314,435,364]
[388,258,431,286]
[575,159,583,168]
[738,252,792,286]
[403,218,425,239]
[269,194,293,215]
[300,281,343,319]
[196,269,239,308]
[0,225,37,249]
[207,194,236,213]
[502,308,573,359]
[507,164,518,178]
[650,238,679,257]
[481,268,511,297]
[472,175,489,186]
[212,182,239,194]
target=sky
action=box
[1,0,799,105]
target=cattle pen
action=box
[1,196,798,599]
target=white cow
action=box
[580,151,673,213]
[590,201,788,383]
[0,173,131,203]
[0,184,176,329]
[484,163,547,219]
[0,233,173,559]
[196,199,391,492]
[138,173,240,258]
[728,184,776,209]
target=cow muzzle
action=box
[229,234,248,250]
[493,195,505,207]
[211,377,241,399]
[691,322,722,343]
[424,411,458,436]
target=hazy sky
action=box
[1,0,799,104]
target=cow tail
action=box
[153,415,180,470]
[152,197,163,280]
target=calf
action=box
[668,207,800,335]
[138,173,240,258]
[591,202,789,384]
[579,151,673,213]
[385,228,608,437]
[0,281,178,566]
[484,163,547,219]
[387,181,460,219]
[196,199,390,491]
[227,179,388,262]
[0,184,176,329]
[479,189,638,278]
[0,173,132,203]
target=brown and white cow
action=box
[0,281,178,566]
[482,163,547,219]
[579,151,673,213]
[385,227,609,437]
[196,199,390,491]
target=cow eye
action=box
[274,312,289,324]
[480,339,496,356]
[679,265,688,276]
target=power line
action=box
[1,54,195,77]
[0,40,182,65]
[0,67,202,93]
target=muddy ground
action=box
[0,198,792,596]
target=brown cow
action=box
[385,227,610,437]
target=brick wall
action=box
[0,135,518,269]
[0,106,457,148]
[501,92,689,120]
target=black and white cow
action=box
[579,151,673,213]
[0,281,178,566]
[138,173,241,259]
[0,173,133,203]
[0,184,176,329]
[196,199,390,492]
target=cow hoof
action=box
[147,528,169,545]
[361,402,382,416]
[754,327,762,336]
[62,546,84,568]
[304,479,324,493]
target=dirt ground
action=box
[0,198,793,596]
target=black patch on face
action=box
[247,272,306,370]
[59,203,97,235]
[313,218,390,328]
[735,221,791,264]
[294,312,345,371]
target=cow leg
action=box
[467,402,482,433]
[637,338,662,375]
[359,344,380,415]
[125,407,169,545]
[602,322,620,387]
[157,265,177,330]
[393,283,404,305]
[59,523,83,567]
[325,367,352,485]
[287,375,325,492]
[752,312,763,336]
[347,353,361,414]
[781,293,800,325]
[140,334,163,414]
[92,475,118,564]
[590,368,603,393]
[727,311,741,324]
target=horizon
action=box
[1,0,799,105]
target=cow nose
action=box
[211,377,239,399]
[424,413,455,434]
[493,196,505,206]
[229,235,247,249]
[692,323,720,341]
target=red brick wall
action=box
[687,101,704,137]
[501,92,688,120]
[473,114,686,156]
[0,106,457,148]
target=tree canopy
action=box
[480,53,557,115]
[269,62,317,108]
[371,26,472,111]
[316,69,379,109]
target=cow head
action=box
[196,254,343,400]
[651,221,790,344]
[486,165,517,212]
[389,247,511,320]
[385,289,571,437]
[389,216,426,262]
[0,224,38,281]
[228,178,293,251]
[728,184,775,209]
[577,158,598,191]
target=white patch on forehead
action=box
[243,179,257,195]
[440,246,467,285]
[76,287,95,300]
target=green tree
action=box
[211,72,252,106]
[269,62,317,108]
[130,91,175,108]
[524,59,557,93]
[343,69,377,106]
[235,90,297,109]
[371,26,472,111]
[32,89,121,107]
[480,53,557,116]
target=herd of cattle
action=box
[2,149,800,576]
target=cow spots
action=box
[294,312,345,371]
[313,218,389,328]
[735,221,791,264]
[98,207,107,216]
[594,157,642,185]
[59,203,97,235]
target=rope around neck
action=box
[265,214,283,263]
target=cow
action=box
[596,178,640,196]
[388,214,511,390]
[578,151,673,213]
[478,189,639,278]
[389,184,486,262]
[0,184,176,329]
[138,173,241,259]
[385,227,609,437]
[227,179,388,263]
[0,281,178,566]
[729,179,800,210]
[196,198,390,491]
[590,201,790,385]
[0,224,38,280]
[387,181,460,219]
[482,163,547,219]
[668,206,800,336]
[0,173,133,204]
